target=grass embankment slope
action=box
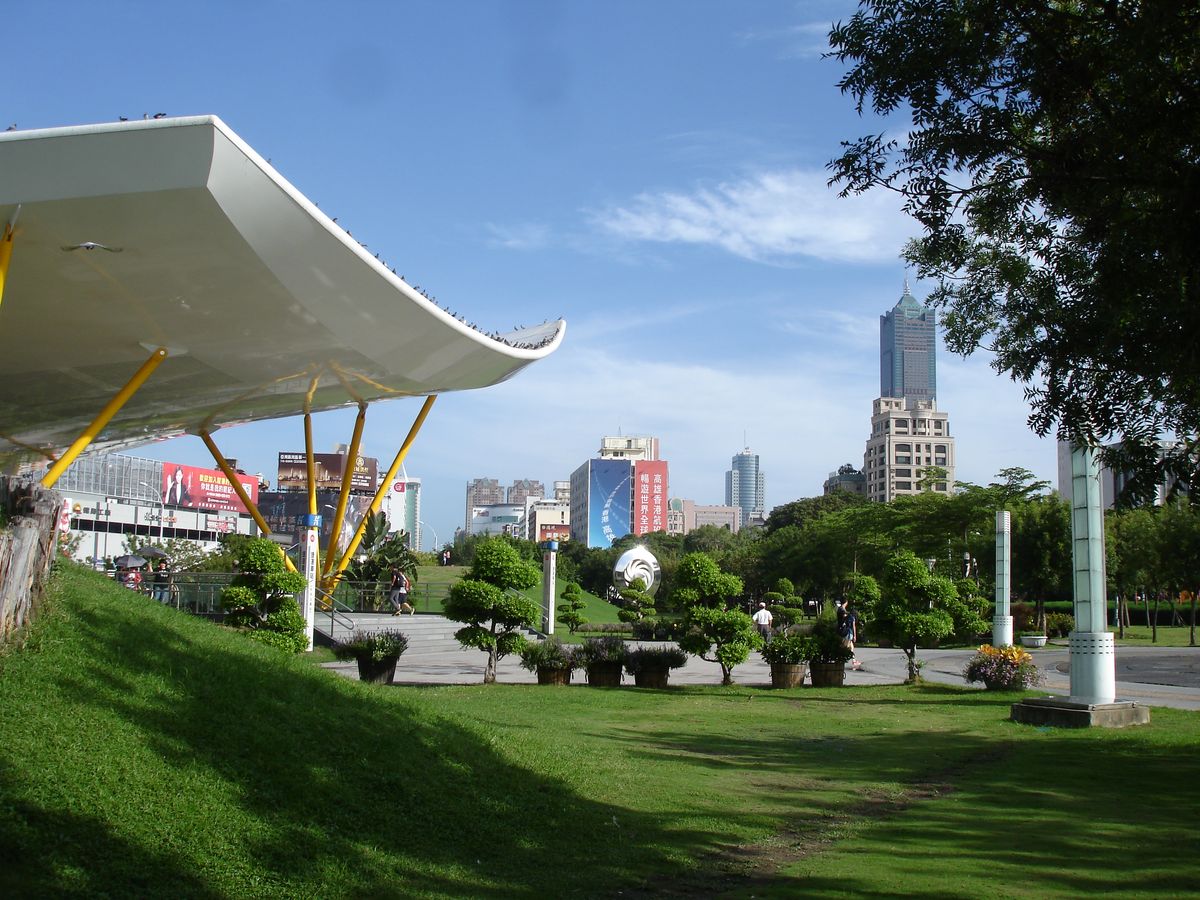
[2,565,1198,898]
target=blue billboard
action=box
[588,459,631,548]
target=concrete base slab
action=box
[1011,696,1151,729]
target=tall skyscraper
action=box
[880,282,936,403]
[725,448,765,526]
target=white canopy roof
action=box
[0,116,564,467]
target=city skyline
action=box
[7,1,1056,550]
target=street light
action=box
[138,481,165,544]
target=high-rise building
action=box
[465,477,504,531]
[863,397,956,501]
[507,479,545,508]
[380,476,421,549]
[725,448,765,526]
[598,435,659,460]
[570,452,669,548]
[880,282,937,403]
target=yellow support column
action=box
[41,347,168,489]
[200,430,297,573]
[0,223,14,312]
[325,395,436,591]
[322,402,368,577]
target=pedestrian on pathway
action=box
[389,566,413,615]
[839,600,861,670]
[752,601,774,640]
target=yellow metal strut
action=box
[41,347,169,489]
[324,394,436,591]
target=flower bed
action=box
[963,644,1043,690]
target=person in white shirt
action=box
[752,601,774,639]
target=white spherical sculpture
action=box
[613,545,661,596]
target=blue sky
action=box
[11,1,1055,549]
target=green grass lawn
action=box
[3,564,1198,898]
[1111,624,1199,647]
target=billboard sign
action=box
[588,459,631,548]
[277,452,379,493]
[258,491,375,553]
[538,523,571,543]
[161,463,258,514]
[632,460,668,536]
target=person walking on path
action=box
[752,601,774,640]
[389,566,413,615]
[839,600,861,670]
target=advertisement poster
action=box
[277,452,379,493]
[161,463,258,514]
[588,459,631,548]
[258,491,375,553]
[632,460,669,536]
[538,523,571,543]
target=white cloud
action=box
[484,222,551,251]
[738,21,834,59]
[590,168,913,264]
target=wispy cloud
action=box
[738,21,834,59]
[589,168,913,265]
[484,222,551,251]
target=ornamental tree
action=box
[869,551,960,682]
[678,605,762,686]
[444,538,540,683]
[220,537,308,653]
[556,581,588,634]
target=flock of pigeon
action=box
[3,116,560,352]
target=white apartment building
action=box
[863,397,956,502]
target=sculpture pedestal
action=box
[1010,696,1150,729]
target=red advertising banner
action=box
[161,463,258,514]
[632,460,668,536]
[538,523,571,543]
[277,452,378,492]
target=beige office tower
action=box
[863,397,956,502]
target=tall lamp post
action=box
[138,481,166,544]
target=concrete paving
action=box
[322,614,1200,710]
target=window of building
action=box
[896,444,911,452]
[894,468,912,477]
[895,481,912,491]
[895,455,912,464]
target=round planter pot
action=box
[770,662,807,689]
[808,661,846,687]
[633,668,671,689]
[356,656,398,684]
[1019,634,1048,648]
[586,662,623,687]
[536,666,572,685]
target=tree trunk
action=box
[904,646,919,683]
[484,649,498,684]
[1117,594,1126,638]
[1190,594,1196,647]
[720,664,733,686]
[1152,594,1159,643]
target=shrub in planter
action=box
[761,633,816,688]
[578,636,628,686]
[518,637,578,685]
[963,644,1043,690]
[624,646,688,688]
[334,629,409,684]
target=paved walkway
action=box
[323,631,1200,711]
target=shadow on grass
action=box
[0,567,710,897]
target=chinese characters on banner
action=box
[632,460,668,536]
[161,463,259,514]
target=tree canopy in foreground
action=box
[829,1,1200,501]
